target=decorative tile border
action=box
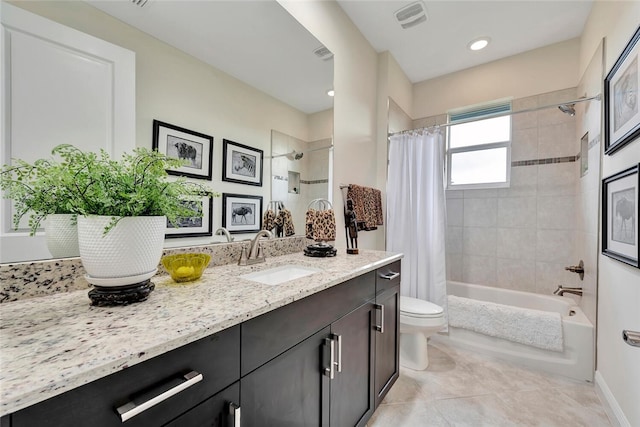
[512,155,577,167]
[301,179,329,185]
[0,236,310,303]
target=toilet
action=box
[399,296,446,370]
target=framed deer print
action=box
[222,193,263,234]
[222,139,263,186]
[602,164,639,268]
[152,120,213,180]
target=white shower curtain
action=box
[386,129,448,320]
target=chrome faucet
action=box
[553,285,583,297]
[238,230,272,265]
[214,227,234,242]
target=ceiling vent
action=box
[395,1,427,29]
[313,45,334,61]
[131,0,153,8]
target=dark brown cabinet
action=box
[8,325,240,427]
[329,301,376,427]
[3,260,401,427]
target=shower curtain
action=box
[386,129,448,321]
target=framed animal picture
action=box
[602,164,639,268]
[222,193,262,234]
[152,119,213,180]
[604,25,640,155]
[165,195,213,238]
[222,139,263,186]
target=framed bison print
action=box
[165,195,213,239]
[152,120,213,180]
[222,139,263,186]
[222,193,262,234]
[602,164,639,268]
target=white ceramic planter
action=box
[78,215,165,285]
[45,214,80,258]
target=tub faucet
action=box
[214,227,234,242]
[553,285,583,297]
[238,230,272,265]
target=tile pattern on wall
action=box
[439,87,585,294]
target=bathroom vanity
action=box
[0,251,401,426]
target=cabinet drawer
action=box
[12,325,240,427]
[241,271,375,376]
[376,260,401,295]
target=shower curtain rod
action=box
[388,94,602,137]
[268,144,334,159]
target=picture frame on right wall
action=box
[602,164,639,268]
[604,25,640,155]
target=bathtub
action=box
[438,280,594,382]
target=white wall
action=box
[279,0,384,250]
[413,38,580,119]
[9,0,312,246]
[580,2,640,426]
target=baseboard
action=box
[595,370,630,427]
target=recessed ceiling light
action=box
[327,89,335,97]
[468,37,490,51]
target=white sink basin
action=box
[240,264,322,286]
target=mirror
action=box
[270,129,333,237]
[1,1,333,263]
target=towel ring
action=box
[307,198,333,211]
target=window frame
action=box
[446,102,512,190]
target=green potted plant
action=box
[2,144,216,294]
[0,146,87,258]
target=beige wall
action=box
[581,2,640,426]
[413,38,580,119]
[9,0,313,246]
[279,0,384,250]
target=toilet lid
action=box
[400,296,444,318]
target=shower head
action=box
[558,103,576,116]
[285,151,304,161]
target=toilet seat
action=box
[400,296,444,319]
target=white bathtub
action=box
[438,280,594,382]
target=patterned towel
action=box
[262,209,276,232]
[276,209,295,237]
[305,209,316,240]
[347,184,384,231]
[311,209,336,241]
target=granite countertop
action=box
[0,249,401,416]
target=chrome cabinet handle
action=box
[335,334,342,373]
[229,402,241,426]
[116,370,203,422]
[375,304,384,333]
[324,337,335,379]
[379,272,400,281]
[623,330,640,347]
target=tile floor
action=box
[368,338,612,427]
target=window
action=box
[447,102,511,189]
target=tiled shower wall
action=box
[417,88,584,295]
[271,130,330,235]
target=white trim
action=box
[595,370,630,427]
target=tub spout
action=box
[553,285,583,297]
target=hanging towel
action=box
[263,209,276,232]
[347,184,384,231]
[312,209,336,241]
[275,208,295,237]
[305,209,316,240]
[447,295,564,352]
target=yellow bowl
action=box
[161,253,211,283]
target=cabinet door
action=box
[374,285,400,407]
[329,302,375,427]
[164,382,240,427]
[241,327,331,427]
